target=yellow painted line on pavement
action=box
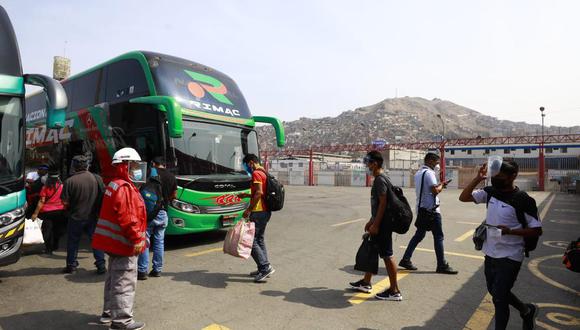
[528,254,580,296]
[202,324,231,330]
[185,247,223,257]
[454,229,475,242]
[399,246,484,260]
[348,270,410,305]
[331,218,365,227]
[463,293,494,330]
[457,221,481,225]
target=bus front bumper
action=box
[0,217,25,267]
[165,206,243,235]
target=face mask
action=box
[131,169,143,181]
[40,175,47,184]
[434,164,441,172]
[491,177,510,190]
[243,163,253,174]
[150,167,158,178]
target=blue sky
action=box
[4,0,579,127]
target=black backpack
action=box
[256,168,285,212]
[484,187,540,257]
[378,174,413,234]
[140,178,164,222]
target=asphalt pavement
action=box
[0,186,578,330]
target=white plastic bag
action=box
[486,155,503,186]
[23,218,44,245]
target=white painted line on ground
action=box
[331,218,366,227]
[457,221,481,225]
[540,194,556,220]
[454,229,475,242]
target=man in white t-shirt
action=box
[399,152,457,274]
[459,161,542,330]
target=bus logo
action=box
[202,194,243,206]
[184,70,234,106]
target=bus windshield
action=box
[0,96,23,192]
[169,120,259,177]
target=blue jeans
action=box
[402,213,447,268]
[250,211,272,273]
[66,219,105,269]
[138,210,168,273]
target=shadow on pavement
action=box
[164,230,227,251]
[165,270,253,288]
[339,265,436,276]
[0,267,61,278]
[0,309,99,330]
[261,287,353,309]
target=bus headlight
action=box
[171,200,200,214]
[0,207,25,226]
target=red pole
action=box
[264,153,269,172]
[538,143,545,191]
[309,148,314,186]
[439,142,446,182]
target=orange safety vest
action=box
[91,178,147,256]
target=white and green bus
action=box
[0,5,67,266]
[26,51,284,235]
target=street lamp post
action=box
[538,107,546,191]
[436,114,446,182]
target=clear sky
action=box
[4,0,579,127]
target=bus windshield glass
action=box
[149,55,252,120]
[169,120,258,176]
[0,96,23,191]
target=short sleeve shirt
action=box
[251,167,268,212]
[472,188,542,262]
[371,174,390,219]
[61,171,101,221]
[414,166,440,213]
[39,183,64,213]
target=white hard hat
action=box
[112,147,142,164]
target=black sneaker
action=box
[109,321,145,330]
[375,289,403,301]
[63,266,77,274]
[148,270,161,278]
[97,266,107,275]
[398,259,418,270]
[99,312,112,325]
[521,303,539,330]
[137,272,148,281]
[250,265,272,277]
[436,264,458,275]
[349,279,372,294]
[254,267,276,283]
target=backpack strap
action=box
[418,170,427,209]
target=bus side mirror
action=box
[253,116,285,147]
[23,74,68,129]
[130,96,183,138]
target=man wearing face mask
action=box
[459,161,542,330]
[61,155,106,274]
[237,154,275,283]
[399,152,457,274]
[92,148,148,330]
[349,151,402,301]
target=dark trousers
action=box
[250,211,272,273]
[403,213,446,267]
[39,210,67,253]
[66,219,105,268]
[484,256,527,330]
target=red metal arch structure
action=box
[261,134,580,190]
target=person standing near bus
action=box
[237,154,275,283]
[137,156,176,280]
[61,155,106,274]
[31,168,66,255]
[92,147,148,330]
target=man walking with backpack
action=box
[237,154,275,283]
[399,152,457,274]
[349,151,402,301]
[459,161,542,330]
[138,156,176,280]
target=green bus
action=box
[26,51,284,235]
[0,5,67,266]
